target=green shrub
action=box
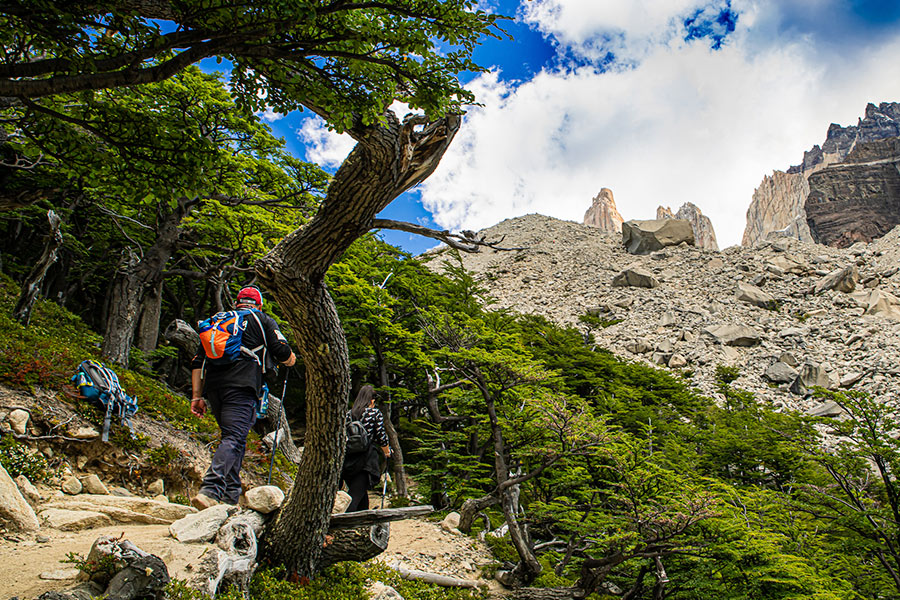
[714,364,741,385]
[0,436,48,481]
[147,443,180,468]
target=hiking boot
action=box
[191,492,219,510]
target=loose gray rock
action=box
[69,426,100,440]
[440,512,461,532]
[807,400,844,418]
[814,265,859,294]
[703,325,763,347]
[736,282,776,309]
[147,478,165,497]
[764,362,798,384]
[668,354,688,368]
[82,474,109,495]
[15,474,41,505]
[622,219,694,254]
[62,476,83,495]
[8,409,30,434]
[244,485,285,514]
[0,463,40,531]
[612,267,659,288]
[170,504,238,543]
[368,581,405,600]
[624,340,652,354]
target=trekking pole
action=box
[266,367,289,485]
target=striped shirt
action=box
[350,407,389,448]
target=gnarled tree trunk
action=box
[257,111,460,579]
[101,197,196,365]
[13,209,62,326]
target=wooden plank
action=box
[328,505,434,530]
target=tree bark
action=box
[459,494,500,533]
[317,524,390,570]
[257,111,460,579]
[482,377,541,585]
[13,209,62,327]
[101,197,197,366]
[134,281,163,355]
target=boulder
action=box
[147,479,165,497]
[39,508,112,531]
[62,476,83,495]
[244,485,285,514]
[668,354,688,368]
[440,512,461,532]
[15,474,41,505]
[862,289,900,319]
[813,265,859,294]
[764,362,798,384]
[170,504,237,543]
[0,462,40,531]
[807,400,844,418]
[333,490,352,514]
[703,325,763,347]
[735,282,776,309]
[41,494,196,524]
[624,339,652,354]
[69,426,100,440]
[622,219,695,254]
[82,474,109,495]
[612,267,659,288]
[8,409,30,434]
[367,581,405,600]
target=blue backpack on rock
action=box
[71,360,138,442]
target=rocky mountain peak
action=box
[583,188,624,233]
[657,202,719,250]
[744,102,900,247]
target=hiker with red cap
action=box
[189,285,296,509]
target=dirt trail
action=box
[1,495,498,599]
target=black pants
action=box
[200,386,257,505]
[343,470,370,512]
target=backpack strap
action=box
[240,309,268,373]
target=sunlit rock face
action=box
[744,102,900,247]
[657,202,718,251]
[583,188,624,233]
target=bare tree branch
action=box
[372,218,523,252]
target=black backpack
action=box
[346,412,369,454]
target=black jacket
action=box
[191,309,292,395]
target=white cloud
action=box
[256,107,284,123]
[296,118,356,169]
[298,0,900,248]
[522,0,731,63]
[415,1,900,248]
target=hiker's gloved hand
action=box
[191,398,206,417]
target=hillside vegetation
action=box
[3,230,900,598]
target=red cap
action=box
[236,286,263,307]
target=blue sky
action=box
[234,0,900,253]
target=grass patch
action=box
[0,274,217,436]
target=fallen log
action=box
[328,505,433,530]
[318,523,390,570]
[492,588,581,600]
[389,561,480,589]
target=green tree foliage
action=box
[0,1,504,127]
